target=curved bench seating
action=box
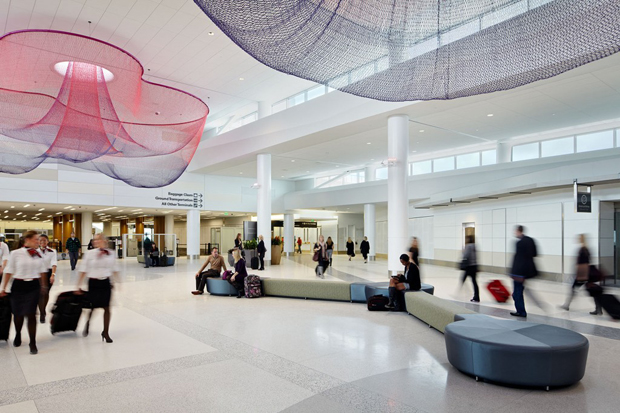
[364,282,434,300]
[262,278,351,301]
[445,314,589,389]
[206,278,238,296]
[405,292,476,333]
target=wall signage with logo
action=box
[573,182,591,213]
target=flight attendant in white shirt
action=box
[0,234,10,285]
[38,234,57,324]
[76,234,119,343]
[0,231,48,355]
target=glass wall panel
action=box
[433,156,455,172]
[541,136,574,157]
[576,130,614,153]
[481,149,497,165]
[512,142,539,161]
[456,152,480,169]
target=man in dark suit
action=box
[257,235,266,271]
[510,225,538,317]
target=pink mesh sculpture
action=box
[0,30,209,188]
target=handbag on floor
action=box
[367,295,389,311]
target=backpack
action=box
[244,275,261,298]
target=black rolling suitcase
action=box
[367,295,390,311]
[599,294,620,319]
[0,295,11,341]
[251,257,259,270]
[50,291,85,334]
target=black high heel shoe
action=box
[29,344,38,355]
[101,332,113,343]
[83,321,90,337]
[13,334,21,348]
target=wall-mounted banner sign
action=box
[573,182,592,213]
[155,192,203,208]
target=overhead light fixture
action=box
[411,150,417,153]
[208,31,214,36]
[38,208,45,211]
[487,113,494,117]
[56,212,62,215]
[239,172,243,175]
[291,160,295,162]
[239,77,244,81]
[281,175,285,178]
[70,208,75,210]
[16,212,21,215]
[367,142,371,145]
[419,129,424,132]
[3,210,6,213]
[35,213,41,216]
[10,206,14,208]
[370,158,374,161]
[3,216,8,219]
[23,204,30,207]
[250,183,261,189]
[63,206,72,209]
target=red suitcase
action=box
[487,280,510,303]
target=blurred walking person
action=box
[0,231,48,354]
[346,237,355,261]
[37,234,57,323]
[561,234,593,311]
[0,234,10,285]
[297,237,302,254]
[326,236,334,266]
[65,231,81,271]
[510,226,542,317]
[460,235,479,302]
[313,235,328,278]
[408,237,420,266]
[360,236,370,263]
[76,234,119,343]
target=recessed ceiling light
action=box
[291,160,295,162]
[24,204,30,207]
[38,208,45,211]
[63,206,72,209]
[281,176,285,178]
[419,129,424,133]
[367,142,371,145]
[306,171,309,173]
[239,172,243,174]
[208,31,214,36]
[70,208,75,211]
[16,212,21,215]
[3,216,7,219]
[412,150,417,153]
[487,113,494,117]
[35,213,41,216]
[10,206,14,208]
[12,218,15,221]
[56,212,62,215]
[3,210,6,213]
[239,77,244,81]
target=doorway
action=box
[462,223,475,249]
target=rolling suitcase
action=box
[487,280,510,303]
[367,295,390,311]
[0,295,11,341]
[50,291,85,334]
[251,257,259,270]
[244,275,261,298]
[599,294,620,319]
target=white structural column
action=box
[257,154,272,264]
[497,141,512,163]
[283,214,295,256]
[186,209,200,260]
[165,214,174,254]
[364,165,377,182]
[364,204,376,261]
[81,212,93,253]
[258,101,270,119]
[387,115,409,274]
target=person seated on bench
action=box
[150,243,160,267]
[386,254,421,309]
[192,247,227,295]
[228,248,247,299]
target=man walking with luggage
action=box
[65,231,81,271]
[510,225,538,317]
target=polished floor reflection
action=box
[0,254,618,412]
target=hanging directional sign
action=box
[573,182,592,213]
[155,192,204,208]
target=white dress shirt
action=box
[0,242,9,265]
[4,248,45,280]
[79,249,118,279]
[38,247,58,270]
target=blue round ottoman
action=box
[445,314,589,389]
[206,278,238,296]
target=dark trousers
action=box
[151,255,159,267]
[513,279,526,315]
[69,251,79,270]
[462,267,479,300]
[258,253,265,270]
[195,270,220,292]
[228,277,244,293]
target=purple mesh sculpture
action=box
[194,0,620,101]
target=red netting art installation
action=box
[0,30,209,188]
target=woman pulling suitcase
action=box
[75,234,119,343]
[0,230,48,355]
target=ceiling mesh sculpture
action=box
[0,30,209,188]
[194,0,620,101]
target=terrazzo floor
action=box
[0,253,618,412]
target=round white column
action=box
[387,114,409,274]
[258,101,270,119]
[81,212,93,253]
[186,209,200,260]
[257,154,272,264]
[283,214,295,256]
[364,204,376,261]
[165,214,175,255]
[364,165,377,182]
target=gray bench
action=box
[404,292,476,333]
[364,282,434,300]
[206,278,239,296]
[445,314,589,389]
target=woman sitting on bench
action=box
[386,254,421,309]
[228,248,248,298]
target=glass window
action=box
[350,62,375,84]
[409,37,438,59]
[411,160,432,175]
[530,0,554,9]
[306,85,325,101]
[272,100,286,114]
[375,167,388,180]
[376,56,389,72]
[315,176,330,187]
[328,74,349,89]
[287,92,305,108]
[433,156,455,172]
[512,142,539,161]
[576,130,614,153]
[456,152,480,169]
[441,20,479,46]
[481,1,528,29]
[481,149,496,165]
[541,136,574,157]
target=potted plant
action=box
[271,236,282,265]
[243,239,257,267]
